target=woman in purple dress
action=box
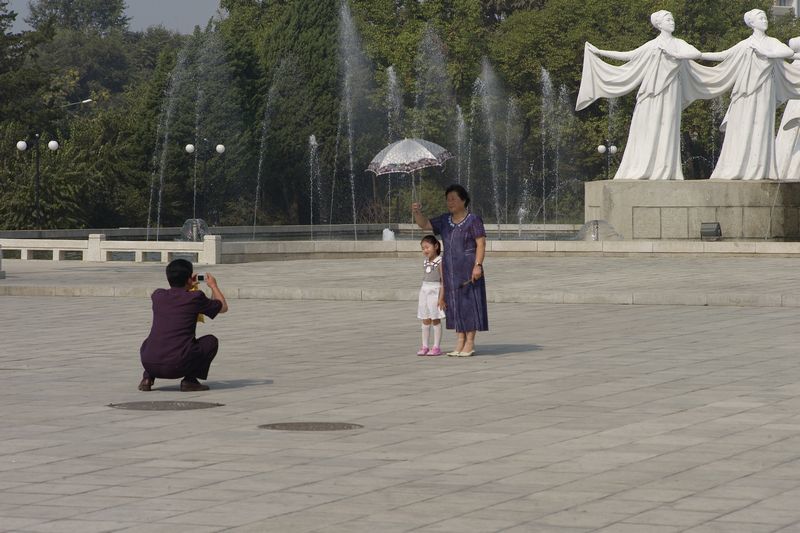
[412,184,488,356]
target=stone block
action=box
[491,241,539,253]
[354,241,397,253]
[602,241,653,253]
[633,207,661,239]
[706,293,782,307]
[652,240,705,253]
[742,207,772,239]
[362,288,417,301]
[715,207,743,238]
[314,241,356,253]
[786,207,800,239]
[661,207,688,239]
[703,241,756,254]
[781,294,800,307]
[201,235,221,265]
[754,242,800,255]
[397,240,421,253]
[490,290,564,304]
[563,291,633,304]
[537,241,557,252]
[633,291,707,306]
[279,241,315,254]
[554,241,603,253]
[87,234,106,262]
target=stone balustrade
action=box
[0,234,221,264]
[3,234,800,266]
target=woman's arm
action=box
[438,262,446,310]
[472,236,486,282]
[411,203,432,230]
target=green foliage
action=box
[27,0,129,32]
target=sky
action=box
[7,0,223,34]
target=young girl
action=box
[417,235,446,356]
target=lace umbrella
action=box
[367,138,453,175]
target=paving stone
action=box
[3,265,800,530]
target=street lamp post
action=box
[16,134,60,228]
[13,98,92,228]
[597,140,618,180]
[185,139,225,224]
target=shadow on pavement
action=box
[149,379,274,391]
[476,344,542,356]
[208,379,274,389]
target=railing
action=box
[0,234,221,264]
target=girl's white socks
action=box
[432,323,442,348]
[421,323,431,348]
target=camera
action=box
[197,275,205,282]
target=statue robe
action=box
[576,36,703,180]
[690,35,800,180]
[775,60,800,181]
[776,99,800,180]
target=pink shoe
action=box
[428,347,443,356]
[417,346,429,356]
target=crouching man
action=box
[138,258,228,392]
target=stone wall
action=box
[585,180,800,240]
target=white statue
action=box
[576,11,704,180]
[697,9,799,180]
[775,37,800,180]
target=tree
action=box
[27,0,129,33]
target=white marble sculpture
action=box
[775,37,800,180]
[697,10,800,180]
[576,11,704,180]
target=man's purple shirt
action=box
[140,288,222,369]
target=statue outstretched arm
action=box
[762,42,793,59]
[700,50,729,62]
[586,41,637,62]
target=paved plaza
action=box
[2,256,800,531]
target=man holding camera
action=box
[138,259,228,392]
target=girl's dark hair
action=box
[420,235,441,256]
[445,184,470,207]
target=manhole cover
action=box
[258,422,363,431]
[108,401,223,411]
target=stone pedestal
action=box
[585,180,800,240]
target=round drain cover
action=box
[258,422,363,431]
[108,401,223,411]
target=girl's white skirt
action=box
[418,281,446,319]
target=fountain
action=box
[386,65,403,141]
[413,25,453,141]
[338,0,374,240]
[540,68,554,225]
[252,71,281,239]
[474,59,504,228]
[148,26,242,240]
[504,96,521,224]
[385,65,403,224]
[456,105,466,184]
[150,47,191,241]
[308,134,320,240]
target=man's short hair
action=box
[166,259,193,288]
